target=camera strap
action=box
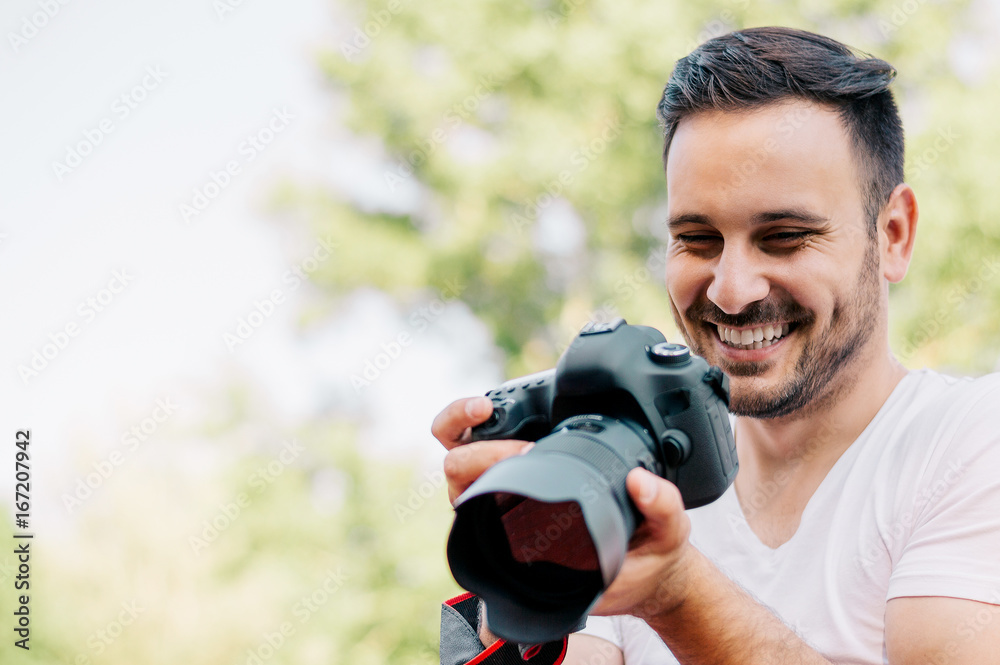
[440,592,568,665]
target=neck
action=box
[730,339,907,548]
[735,340,907,484]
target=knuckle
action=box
[442,448,466,479]
[430,418,445,441]
[430,408,458,441]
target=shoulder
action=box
[881,372,1000,605]
[898,367,1000,405]
[872,369,1000,503]
[852,369,1000,503]
[885,369,1000,439]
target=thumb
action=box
[626,468,688,544]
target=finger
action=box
[444,439,533,503]
[625,467,690,552]
[431,397,494,450]
[587,470,691,618]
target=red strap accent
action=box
[464,636,568,665]
[443,591,569,665]
[446,591,477,607]
[465,638,507,665]
[551,638,568,665]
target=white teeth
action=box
[716,322,792,349]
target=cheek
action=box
[665,258,702,313]
[768,256,838,316]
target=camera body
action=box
[471,318,737,508]
[448,319,738,643]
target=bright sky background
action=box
[0,0,501,533]
[3,0,998,541]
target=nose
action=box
[706,244,770,315]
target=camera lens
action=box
[447,415,655,643]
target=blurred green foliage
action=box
[12,2,998,664]
[306,0,999,376]
[1,416,459,665]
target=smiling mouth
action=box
[713,322,796,350]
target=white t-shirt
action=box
[580,369,1000,664]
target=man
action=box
[434,27,1000,664]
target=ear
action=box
[880,183,918,283]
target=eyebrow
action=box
[667,208,828,231]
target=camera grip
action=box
[470,369,555,442]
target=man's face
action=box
[664,100,883,419]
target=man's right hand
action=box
[433,395,626,663]
[431,396,535,503]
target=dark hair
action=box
[657,27,904,231]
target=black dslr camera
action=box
[447,319,737,643]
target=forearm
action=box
[642,545,831,665]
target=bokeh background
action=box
[2,0,998,662]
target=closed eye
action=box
[762,230,816,249]
[676,233,721,245]
[764,231,813,242]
